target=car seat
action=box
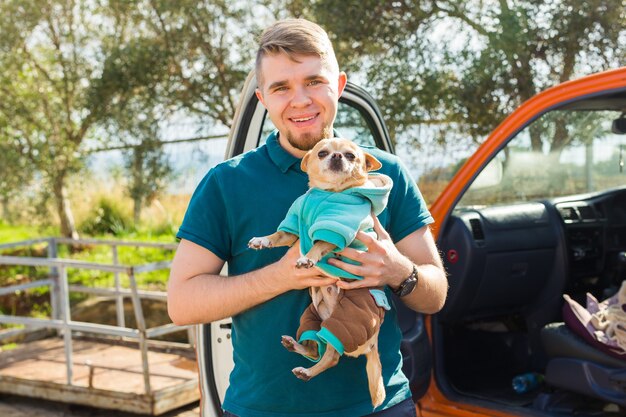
[540,289,626,407]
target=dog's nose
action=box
[331,152,343,160]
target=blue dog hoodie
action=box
[277,172,393,280]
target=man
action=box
[168,18,447,417]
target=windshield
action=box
[458,109,626,208]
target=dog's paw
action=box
[281,335,297,352]
[248,237,271,249]
[295,257,315,269]
[292,367,312,381]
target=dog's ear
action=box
[301,150,312,172]
[365,152,382,172]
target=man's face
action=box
[255,53,347,156]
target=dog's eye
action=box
[318,151,329,158]
[344,152,355,161]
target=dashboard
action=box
[554,187,626,295]
[438,187,626,324]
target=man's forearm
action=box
[168,262,284,325]
[399,262,447,314]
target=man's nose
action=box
[290,87,312,107]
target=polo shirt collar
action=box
[266,130,300,173]
[265,129,342,174]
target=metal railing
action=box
[0,237,188,395]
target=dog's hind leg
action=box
[281,336,319,360]
[365,341,385,408]
[291,344,340,381]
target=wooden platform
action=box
[0,337,200,415]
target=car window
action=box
[458,109,626,208]
[259,101,378,147]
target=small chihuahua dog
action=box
[249,137,392,407]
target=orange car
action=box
[196,67,626,416]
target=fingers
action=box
[328,255,364,276]
[371,214,391,240]
[335,278,366,290]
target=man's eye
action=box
[318,151,329,158]
[344,152,355,161]
[308,80,321,86]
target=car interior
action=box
[428,91,626,416]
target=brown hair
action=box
[255,18,338,87]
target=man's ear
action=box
[255,88,266,108]
[365,153,382,172]
[300,151,311,172]
[337,72,348,97]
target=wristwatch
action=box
[392,265,418,297]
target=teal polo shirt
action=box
[177,130,434,417]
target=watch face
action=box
[399,276,417,297]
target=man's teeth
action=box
[292,116,314,122]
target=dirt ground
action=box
[0,394,200,417]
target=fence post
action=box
[47,238,61,322]
[112,245,125,328]
[128,269,151,395]
[59,265,74,386]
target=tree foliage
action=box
[1,0,625,235]
[290,0,626,150]
[0,0,117,237]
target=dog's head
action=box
[301,138,381,192]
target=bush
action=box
[79,198,132,236]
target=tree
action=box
[0,137,34,222]
[0,0,129,238]
[88,0,262,223]
[289,0,626,152]
[94,0,259,129]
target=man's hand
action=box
[271,243,338,292]
[327,215,413,291]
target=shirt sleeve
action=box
[176,168,231,261]
[386,157,434,243]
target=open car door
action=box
[195,72,433,416]
[421,67,626,416]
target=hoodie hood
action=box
[339,173,392,216]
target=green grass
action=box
[0,223,179,318]
[0,343,18,351]
[0,222,58,244]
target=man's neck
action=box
[278,135,306,158]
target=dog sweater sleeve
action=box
[277,196,304,236]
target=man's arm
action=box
[329,217,447,314]
[392,225,447,313]
[167,239,337,325]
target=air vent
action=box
[594,203,606,219]
[558,206,578,221]
[578,205,596,221]
[469,218,485,240]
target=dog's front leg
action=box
[296,241,337,268]
[291,344,340,381]
[248,231,298,250]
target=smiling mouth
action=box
[290,114,318,123]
